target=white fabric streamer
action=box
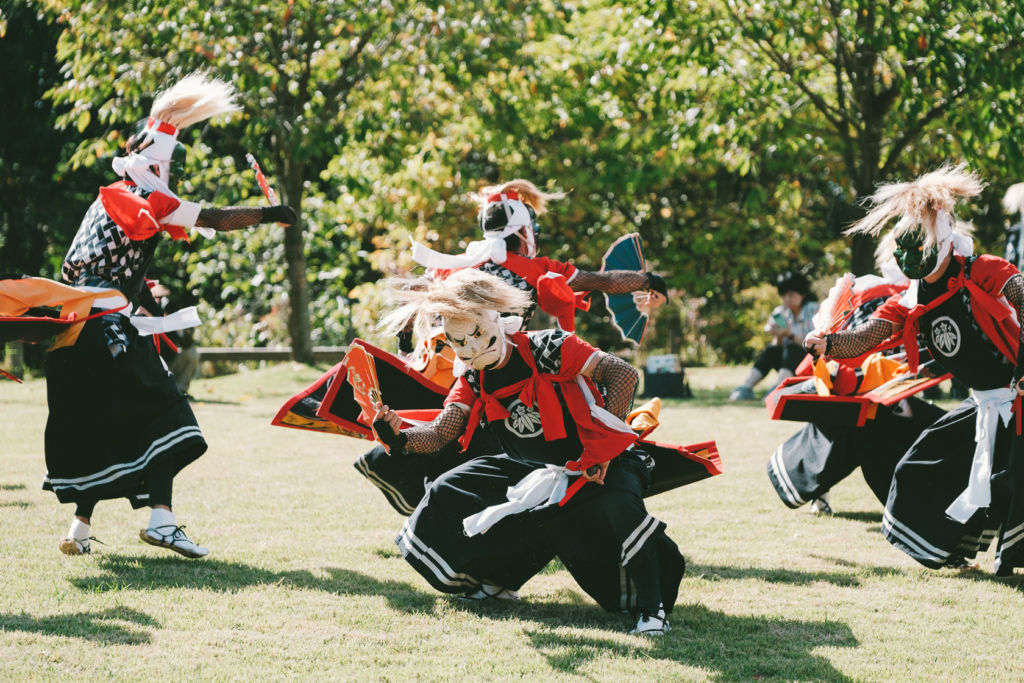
[946,387,1016,523]
[463,465,574,536]
[411,196,535,269]
[128,306,202,336]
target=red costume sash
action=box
[897,256,1019,373]
[98,181,189,242]
[497,254,590,331]
[459,333,637,477]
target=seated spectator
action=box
[729,272,819,401]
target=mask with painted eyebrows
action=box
[893,230,938,280]
[443,310,508,371]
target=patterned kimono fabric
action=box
[43,187,206,508]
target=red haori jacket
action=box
[433,253,591,331]
[872,255,1020,373]
[98,181,190,242]
[445,332,637,473]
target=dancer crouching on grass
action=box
[371,268,686,635]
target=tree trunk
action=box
[850,233,876,277]
[280,159,314,365]
[851,118,883,277]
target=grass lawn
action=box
[2,364,1023,682]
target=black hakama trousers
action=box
[397,451,685,613]
[883,398,1024,570]
[767,398,946,508]
[42,314,207,508]
[355,442,480,516]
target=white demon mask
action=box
[443,310,510,371]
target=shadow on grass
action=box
[689,561,904,588]
[522,603,860,683]
[832,511,884,524]
[69,555,436,613]
[0,501,31,508]
[0,607,159,645]
[945,566,1024,592]
[0,484,27,491]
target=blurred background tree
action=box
[3,0,1024,369]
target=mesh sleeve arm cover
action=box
[825,318,894,359]
[401,404,470,454]
[571,270,652,294]
[1002,275,1024,386]
[590,354,639,420]
[195,205,296,231]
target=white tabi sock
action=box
[148,507,177,531]
[69,519,91,540]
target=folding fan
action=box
[602,233,649,345]
[814,273,857,335]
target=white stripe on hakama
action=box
[355,458,416,515]
[770,445,805,507]
[49,426,203,492]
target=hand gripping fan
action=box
[601,233,649,345]
[344,344,383,435]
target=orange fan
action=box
[345,344,382,430]
[813,274,856,335]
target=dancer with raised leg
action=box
[50,73,297,557]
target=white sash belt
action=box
[463,464,574,536]
[80,286,201,335]
[946,387,1016,523]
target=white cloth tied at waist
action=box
[946,387,1016,523]
[462,376,638,537]
[79,287,202,335]
[463,464,576,537]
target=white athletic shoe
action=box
[140,525,210,559]
[461,585,521,601]
[808,493,833,515]
[631,609,670,636]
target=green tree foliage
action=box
[0,2,105,279]
[673,0,1024,274]
[13,0,1024,366]
[41,0,468,361]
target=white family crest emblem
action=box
[931,316,961,357]
[504,400,543,438]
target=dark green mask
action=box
[893,231,938,280]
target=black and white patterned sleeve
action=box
[529,329,570,375]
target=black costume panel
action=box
[396,455,554,593]
[42,314,206,506]
[355,438,493,517]
[916,258,1013,391]
[397,451,682,613]
[768,398,946,507]
[882,399,1010,568]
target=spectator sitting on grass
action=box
[729,272,819,401]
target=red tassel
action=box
[558,476,588,506]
